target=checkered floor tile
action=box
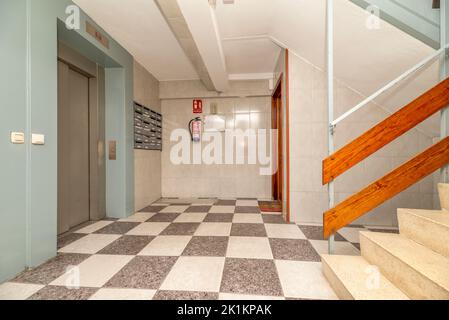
[0,198,398,300]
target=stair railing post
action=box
[327,0,335,254]
[441,0,449,183]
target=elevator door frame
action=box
[57,43,106,235]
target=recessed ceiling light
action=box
[223,0,235,4]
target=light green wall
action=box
[105,68,135,218]
[0,0,28,284]
[0,0,134,282]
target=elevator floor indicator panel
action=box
[134,102,162,151]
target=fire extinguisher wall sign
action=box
[193,99,203,114]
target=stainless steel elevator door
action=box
[58,62,90,233]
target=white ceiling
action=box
[269,0,436,95]
[73,0,199,81]
[73,0,438,120]
[214,0,281,76]
[222,37,281,74]
[73,0,282,81]
[214,0,273,38]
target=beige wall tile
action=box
[287,52,435,227]
[161,90,272,199]
[133,61,162,211]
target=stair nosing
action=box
[322,254,409,300]
[399,208,449,228]
[360,231,449,293]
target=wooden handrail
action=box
[323,135,449,238]
[323,78,449,185]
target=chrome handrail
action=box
[331,44,449,127]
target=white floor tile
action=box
[338,227,368,243]
[233,214,263,224]
[209,206,235,213]
[189,200,216,205]
[194,223,232,236]
[160,206,189,213]
[89,288,156,300]
[50,255,133,288]
[309,240,360,256]
[275,260,338,300]
[0,283,44,300]
[119,213,155,223]
[227,237,273,259]
[160,257,225,292]
[265,224,306,239]
[138,236,192,256]
[126,222,170,236]
[219,293,284,300]
[74,221,113,234]
[236,200,259,207]
[58,234,121,254]
[174,213,207,223]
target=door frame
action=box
[271,49,291,222]
[57,43,106,234]
[271,78,283,204]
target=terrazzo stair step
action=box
[438,183,449,211]
[321,255,409,300]
[360,231,449,300]
[398,208,449,259]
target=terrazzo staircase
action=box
[321,183,449,300]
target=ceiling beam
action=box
[176,0,229,92]
[154,0,215,91]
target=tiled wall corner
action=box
[133,61,162,210]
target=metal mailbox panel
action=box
[134,102,162,151]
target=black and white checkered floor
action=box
[0,198,398,300]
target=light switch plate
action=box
[32,134,45,145]
[11,132,25,144]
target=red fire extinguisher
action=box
[189,117,202,142]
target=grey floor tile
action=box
[185,206,212,213]
[230,224,267,237]
[269,239,321,262]
[161,223,200,236]
[94,222,141,235]
[147,213,181,222]
[215,200,236,206]
[235,206,261,214]
[220,258,283,297]
[262,214,287,224]
[140,206,166,213]
[98,236,154,255]
[13,253,90,285]
[182,237,229,257]
[28,286,97,300]
[106,256,178,290]
[204,213,234,223]
[153,290,218,300]
[298,225,346,241]
[57,233,87,250]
